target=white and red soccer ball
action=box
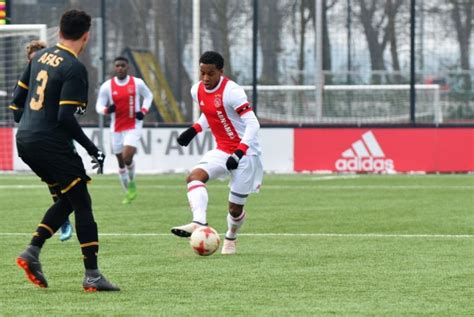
[190,226,221,256]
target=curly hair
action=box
[26,40,47,60]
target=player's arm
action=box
[135,78,153,120]
[58,105,98,154]
[176,114,209,147]
[95,81,114,115]
[9,63,31,123]
[60,63,104,173]
[177,84,209,146]
[226,85,260,170]
[57,106,104,174]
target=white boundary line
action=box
[0,232,472,238]
[1,184,473,190]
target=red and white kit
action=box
[191,76,263,197]
[96,75,153,153]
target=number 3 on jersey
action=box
[30,70,48,110]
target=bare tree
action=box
[322,0,337,83]
[201,0,248,80]
[449,0,472,90]
[356,0,404,83]
[386,0,405,83]
[258,0,283,84]
[154,0,193,120]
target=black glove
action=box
[177,126,198,146]
[226,149,245,170]
[106,104,115,114]
[135,111,144,120]
[90,150,105,174]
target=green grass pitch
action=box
[0,173,473,316]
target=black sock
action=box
[30,198,73,248]
[65,180,99,270]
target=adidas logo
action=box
[335,131,395,173]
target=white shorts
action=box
[193,149,263,196]
[110,128,142,154]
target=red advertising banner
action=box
[0,127,13,170]
[294,128,474,173]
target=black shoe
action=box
[83,274,120,292]
[16,250,48,288]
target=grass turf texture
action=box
[0,173,472,316]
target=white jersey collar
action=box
[113,75,131,86]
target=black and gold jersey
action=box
[14,43,88,143]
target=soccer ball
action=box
[190,226,221,256]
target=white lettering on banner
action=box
[165,131,214,155]
[335,157,395,172]
[216,110,235,139]
[335,131,395,173]
[12,127,294,173]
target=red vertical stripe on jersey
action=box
[0,128,13,170]
[197,78,241,154]
[111,76,136,132]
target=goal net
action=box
[243,84,441,125]
[0,24,47,170]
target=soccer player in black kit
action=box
[10,9,119,292]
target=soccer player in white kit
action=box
[171,51,263,255]
[96,56,153,204]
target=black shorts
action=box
[17,138,91,194]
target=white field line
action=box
[0,232,472,239]
[1,184,473,190]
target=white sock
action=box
[126,161,135,181]
[119,168,129,191]
[226,211,246,239]
[187,180,208,224]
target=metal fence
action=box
[2,0,473,126]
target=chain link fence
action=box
[1,0,473,126]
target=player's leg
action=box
[48,184,74,242]
[116,152,129,192]
[222,155,263,255]
[122,145,137,202]
[17,194,74,288]
[112,131,129,193]
[170,168,209,237]
[64,180,119,291]
[171,150,228,238]
[15,149,72,287]
[122,128,141,203]
[222,201,246,255]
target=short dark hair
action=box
[199,51,224,70]
[114,56,129,64]
[60,9,91,40]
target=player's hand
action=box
[90,150,106,174]
[135,111,144,120]
[105,104,115,114]
[135,107,148,120]
[226,149,244,170]
[177,126,198,146]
